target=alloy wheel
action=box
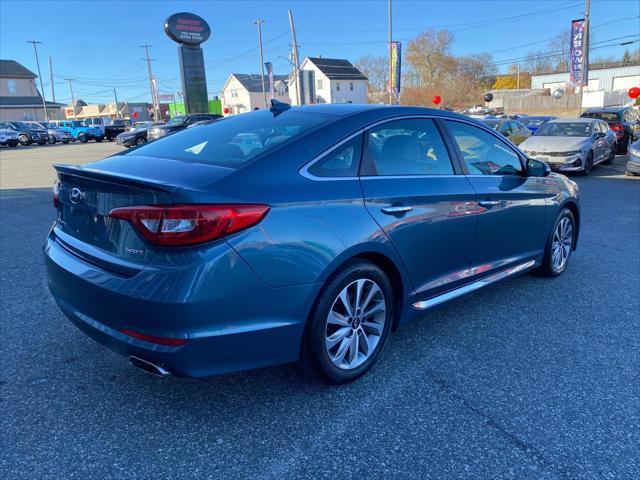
[551,217,573,271]
[324,278,386,370]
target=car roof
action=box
[584,106,627,113]
[547,117,597,123]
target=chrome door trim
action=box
[412,259,536,310]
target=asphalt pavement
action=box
[1,144,638,479]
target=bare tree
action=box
[548,29,571,72]
[406,29,456,88]
[355,55,388,93]
[524,51,554,75]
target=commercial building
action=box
[531,65,640,93]
[287,57,368,106]
[0,59,65,121]
[220,73,289,114]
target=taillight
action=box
[52,181,60,208]
[120,329,187,346]
[610,123,625,133]
[108,204,270,246]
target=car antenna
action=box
[270,99,290,117]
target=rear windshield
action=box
[535,122,592,137]
[582,112,620,122]
[128,110,333,167]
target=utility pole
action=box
[65,78,76,119]
[255,20,268,109]
[141,44,158,120]
[577,0,590,116]
[388,0,393,105]
[288,10,301,106]
[27,40,48,121]
[48,56,56,103]
[113,87,120,119]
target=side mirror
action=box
[527,158,550,177]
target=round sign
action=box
[628,87,640,99]
[552,88,565,99]
[132,111,139,119]
[484,92,493,102]
[164,12,211,45]
[432,95,442,105]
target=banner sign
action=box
[569,18,588,88]
[264,61,274,100]
[390,41,402,96]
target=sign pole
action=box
[576,0,590,116]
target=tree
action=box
[622,50,631,66]
[355,55,388,93]
[548,29,571,72]
[406,29,456,88]
[524,51,553,75]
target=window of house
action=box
[317,79,323,90]
[7,79,16,94]
[361,119,454,176]
[231,89,238,98]
[307,134,362,177]
[445,120,523,176]
[350,82,354,91]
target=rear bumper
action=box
[44,229,320,377]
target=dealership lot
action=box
[1,144,638,479]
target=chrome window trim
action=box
[299,128,364,181]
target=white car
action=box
[0,127,19,147]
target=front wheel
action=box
[18,134,30,146]
[302,261,394,384]
[136,136,146,146]
[47,135,56,145]
[78,134,88,143]
[538,208,576,277]
[581,152,593,175]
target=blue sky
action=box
[1,0,638,105]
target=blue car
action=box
[45,104,580,383]
[520,115,557,134]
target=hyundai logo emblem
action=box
[69,187,84,205]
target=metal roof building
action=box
[531,65,640,92]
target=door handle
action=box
[478,200,499,209]
[381,206,413,215]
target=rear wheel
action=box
[18,134,30,146]
[603,145,615,164]
[78,133,88,143]
[302,261,394,384]
[538,208,575,277]
[136,136,145,146]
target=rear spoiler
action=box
[54,164,180,193]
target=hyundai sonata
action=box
[45,104,580,383]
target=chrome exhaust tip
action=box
[129,356,171,377]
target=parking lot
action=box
[1,143,638,479]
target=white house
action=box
[220,73,290,114]
[288,57,368,106]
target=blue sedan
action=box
[45,104,580,383]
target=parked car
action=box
[0,126,19,147]
[29,121,73,144]
[520,118,616,175]
[45,104,581,383]
[0,121,48,145]
[83,117,111,136]
[147,114,223,141]
[498,114,528,120]
[581,106,640,153]
[105,119,131,141]
[115,121,161,147]
[481,118,531,145]
[49,120,104,143]
[625,138,640,176]
[520,116,557,134]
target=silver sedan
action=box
[519,118,616,175]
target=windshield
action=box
[127,110,333,168]
[535,122,592,137]
[521,117,551,127]
[582,112,620,122]
[166,117,185,126]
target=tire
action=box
[302,261,394,384]
[603,145,615,164]
[136,136,145,146]
[538,208,576,277]
[78,134,88,143]
[47,135,56,145]
[581,152,593,175]
[18,134,31,146]
[62,140,69,144]
[37,139,46,146]
[624,135,633,155]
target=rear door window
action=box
[361,118,454,176]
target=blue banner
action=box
[569,19,588,89]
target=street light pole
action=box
[288,10,301,106]
[576,0,590,116]
[255,19,267,109]
[65,78,76,119]
[388,0,393,105]
[27,40,48,121]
